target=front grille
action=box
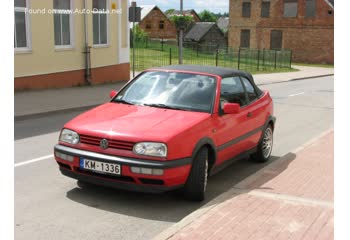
[80,135,135,151]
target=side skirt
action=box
[209,147,257,176]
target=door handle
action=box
[247,112,252,118]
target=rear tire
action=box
[251,125,274,163]
[183,147,208,201]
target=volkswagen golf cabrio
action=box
[54,65,275,201]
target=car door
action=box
[213,76,255,165]
[239,76,266,150]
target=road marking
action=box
[14,154,54,168]
[289,92,305,97]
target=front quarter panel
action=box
[166,116,214,160]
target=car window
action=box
[115,71,216,113]
[241,77,257,103]
[220,77,247,108]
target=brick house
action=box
[138,5,177,40]
[228,0,334,63]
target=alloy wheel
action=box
[262,127,273,159]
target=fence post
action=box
[161,38,164,51]
[274,50,277,69]
[262,48,265,69]
[215,48,219,67]
[169,48,172,65]
[289,50,293,68]
[238,48,241,70]
[257,49,260,71]
[197,43,199,57]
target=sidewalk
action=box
[154,130,334,240]
[14,65,333,119]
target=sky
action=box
[134,0,229,14]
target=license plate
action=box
[80,158,121,176]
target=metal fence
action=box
[130,40,292,73]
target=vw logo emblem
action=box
[100,139,109,149]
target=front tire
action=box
[183,147,208,201]
[251,125,274,163]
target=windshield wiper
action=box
[113,99,134,105]
[143,103,188,111]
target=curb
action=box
[257,74,334,86]
[153,128,334,240]
[14,104,100,122]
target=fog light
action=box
[152,169,164,176]
[131,167,141,173]
[130,167,164,176]
[55,151,74,162]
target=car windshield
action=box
[113,71,217,113]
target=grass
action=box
[292,62,334,68]
[131,45,295,74]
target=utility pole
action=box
[129,2,140,77]
[132,2,136,77]
[179,0,183,64]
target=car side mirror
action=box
[223,103,240,114]
[109,90,117,99]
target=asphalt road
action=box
[14,76,334,240]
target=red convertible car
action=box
[54,65,275,201]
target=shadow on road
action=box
[66,154,294,223]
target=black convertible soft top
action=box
[150,65,262,96]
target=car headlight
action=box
[133,142,167,157]
[59,129,80,145]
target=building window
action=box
[93,0,108,45]
[270,30,283,50]
[242,2,251,18]
[261,1,270,18]
[284,0,298,17]
[53,0,72,47]
[14,0,30,50]
[240,29,250,48]
[146,21,151,29]
[159,21,164,30]
[305,0,316,17]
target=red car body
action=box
[54,65,275,199]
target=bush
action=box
[130,25,148,47]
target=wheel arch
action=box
[265,115,276,131]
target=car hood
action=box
[65,103,210,141]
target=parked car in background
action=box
[54,65,275,201]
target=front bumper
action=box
[54,144,192,193]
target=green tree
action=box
[130,25,148,47]
[169,15,193,30]
[199,10,217,22]
[165,9,175,15]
